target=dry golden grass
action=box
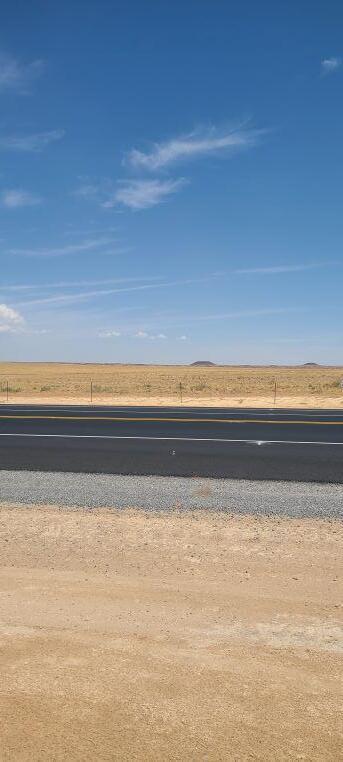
[0,361,343,407]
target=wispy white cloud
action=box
[99,328,167,340]
[29,327,50,335]
[63,224,118,238]
[74,177,186,210]
[104,178,187,210]
[321,57,341,75]
[0,302,47,336]
[0,53,44,94]
[73,179,115,205]
[16,275,216,308]
[1,275,163,291]
[235,263,328,275]
[134,330,167,340]
[98,329,121,338]
[1,189,42,208]
[177,335,188,341]
[74,184,100,199]
[8,236,114,257]
[127,124,260,171]
[16,285,158,307]
[0,129,65,152]
[164,307,303,325]
[0,303,24,333]
[263,337,306,344]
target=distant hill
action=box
[190,360,216,367]
[302,362,320,367]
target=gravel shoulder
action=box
[0,469,342,518]
[0,503,342,761]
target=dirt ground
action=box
[1,393,343,409]
[1,361,343,408]
[0,504,342,761]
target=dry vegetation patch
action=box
[1,361,343,407]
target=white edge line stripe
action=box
[0,433,343,445]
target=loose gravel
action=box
[0,470,342,518]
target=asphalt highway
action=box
[0,404,343,482]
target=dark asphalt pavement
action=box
[0,404,343,482]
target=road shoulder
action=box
[0,503,342,760]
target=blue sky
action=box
[0,0,342,364]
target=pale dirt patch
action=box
[1,394,343,409]
[0,504,342,761]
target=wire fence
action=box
[0,368,342,406]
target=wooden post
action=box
[179,381,183,405]
[6,380,9,403]
[273,378,277,407]
[90,379,93,404]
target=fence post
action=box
[179,381,183,405]
[6,380,9,403]
[90,379,93,404]
[273,378,277,407]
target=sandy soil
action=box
[0,504,342,761]
[1,393,343,408]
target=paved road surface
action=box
[0,404,343,482]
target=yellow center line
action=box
[0,415,342,425]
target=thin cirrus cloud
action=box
[103,178,187,210]
[235,263,330,275]
[134,330,167,340]
[1,189,42,208]
[127,124,261,171]
[16,275,218,308]
[73,179,115,203]
[0,303,24,333]
[164,307,303,325]
[99,329,167,340]
[321,57,341,75]
[74,183,101,199]
[75,124,260,212]
[0,129,65,152]
[98,329,122,338]
[8,236,115,257]
[263,337,306,344]
[1,275,163,291]
[0,53,44,93]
